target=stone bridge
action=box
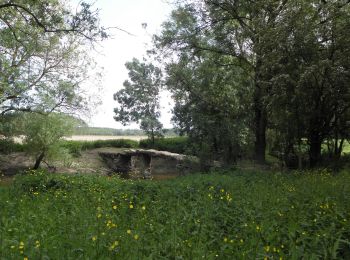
[99,149,201,179]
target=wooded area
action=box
[115,0,350,168]
[0,0,349,169]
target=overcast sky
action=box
[77,0,174,129]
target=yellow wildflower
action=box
[134,234,139,240]
[127,229,132,234]
[129,204,134,209]
[92,236,97,241]
[264,245,270,252]
[112,205,117,210]
[109,240,119,251]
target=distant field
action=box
[65,135,147,141]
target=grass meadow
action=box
[0,169,349,259]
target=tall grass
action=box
[0,169,349,259]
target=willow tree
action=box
[0,0,106,116]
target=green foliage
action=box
[0,137,139,158]
[19,113,75,168]
[153,0,350,167]
[154,3,257,163]
[342,141,350,155]
[0,139,26,154]
[113,58,164,141]
[0,0,105,116]
[139,137,189,154]
[0,170,349,259]
[60,139,139,156]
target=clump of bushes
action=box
[0,139,26,154]
[13,170,71,192]
[139,137,189,154]
[60,139,139,157]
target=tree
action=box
[0,0,106,116]
[0,1,107,41]
[267,0,350,167]
[154,0,350,167]
[113,58,163,143]
[154,1,295,163]
[165,49,253,163]
[21,113,75,169]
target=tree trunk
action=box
[33,151,45,170]
[335,138,345,158]
[151,129,155,145]
[309,135,322,167]
[253,54,267,164]
[253,84,267,164]
[254,109,267,163]
[297,141,303,169]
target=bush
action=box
[60,139,139,156]
[139,137,189,154]
[0,139,26,154]
[13,170,71,192]
[59,141,84,157]
[81,139,138,149]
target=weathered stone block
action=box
[99,149,200,179]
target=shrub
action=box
[82,139,138,149]
[139,137,189,154]
[60,139,139,156]
[0,139,26,154]
[59,141,84,157]
[13,170,71,192]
